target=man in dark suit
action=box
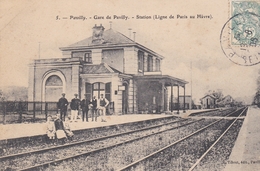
[57,93,69,121]
[70,94,80,122]
[90,96,98,121]
[81,94,90,122]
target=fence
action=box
[0,101,114,124]
[169,103,190,111]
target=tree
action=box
[0,89,6,101]
[211,90,224,101]
[253,69,260,107]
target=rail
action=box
[19,119,199,171]
[117,107,247,171]
[188,107,247,170]
[0,118,187,161]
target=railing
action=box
[169,103,190,110]
[0,101,115,124]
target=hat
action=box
[74,93,78,96]
[62,93,65,95]
[84,93,88,96]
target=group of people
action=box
[46,113,74,144]
[57,93,109,122]
[46,93,109,143]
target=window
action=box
[45,75,62,86]
[105,83,111,101]
[84,53,92,63]
[155,58,160,71]
[147,55,153,72]
[138,51,144,72]
[85,83,92,100]
[72,52,92,63]
[86,82,111,101]
[93,82,105,99]
[45,75,63,101]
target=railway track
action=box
[1,118,201,170]
[0,117,184,160]
[188,107,247,171]
[189,107,247,118]
[116,107,247,171]
[1,107,247,170]
[0,115,179,155]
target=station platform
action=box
[0,109,214,141]
[224,106,260,171]
[0,114,171,141]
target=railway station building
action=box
[28,24,188,114]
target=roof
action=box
[134,75,188,87]
[82,63,120,74]
[223,95,233,100]
[59,28,164,59]
[69,28,135,47]
[200,94,216,100]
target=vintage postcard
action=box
[0,0,260,170]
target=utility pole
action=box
[190,61,193,109]
[38,42,41,59]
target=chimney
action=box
[109,21,112,29]
[92,24,105,44]
[133,32,136,41]
[128,28,132,39]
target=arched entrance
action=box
[42,70,66,102]
[45,75,63,101]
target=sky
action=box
[0,0,259,104]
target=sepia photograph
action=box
[0,0,260,170]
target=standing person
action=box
[90,96,98,122]
[70,94,80,122]
[98,94,109,122]
[57,93,69,121]
[81,94,90,122]
[54,113,67,144]
[46,115,56,144]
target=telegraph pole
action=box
[38,42,41,59]
[190,61,193,108]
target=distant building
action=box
[200,95,216,109]
[222,95,234,107]
[28,24,188,114]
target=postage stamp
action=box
[220,0,260,66]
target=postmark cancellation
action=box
[220,0,260,66]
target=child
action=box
[54,113,67,144]
[64,117,74,141]
[46,115,56,144]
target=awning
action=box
[134,75,188,87]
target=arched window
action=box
[45,75,63,101]
[46,75,63,86]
